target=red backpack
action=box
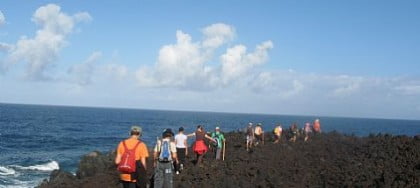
[117,141,141,173]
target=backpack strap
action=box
[122,140,142,152]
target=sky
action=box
[0,0,420,120]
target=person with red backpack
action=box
[115,126,149,188]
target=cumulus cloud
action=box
[68,51,102,85]
[0,4,91,80]
[0,11,5,26]
[136,23,273,90]
[202,23,235,49]
[221,41,273,84]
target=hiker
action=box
[153,128,178,188]
[254,123,264,145]
[313,119,322,134]
[187,125,216,166]
[273,124,282,143]
[211,126,225,160]
[304,122,312,142]
[289,123,298,142]
[115,126,149,188]
[174,127,187,174]
[246,123,254,151]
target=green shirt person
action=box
[211,127,225,160]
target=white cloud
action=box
[395,84,420,95]
[0,4,91,80]
[100,63,129,81]
[0,11,5,26]
[202,23,235,48]
[0,42,12,52]
[68,51,102,85]
[331,75,364,97]
[136,24,273,90]
[221,41,273,84]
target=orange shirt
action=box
[117,138,149,182]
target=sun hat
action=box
[215,126,220,130]
[162,128,174,137]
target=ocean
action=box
[0,103,419,188]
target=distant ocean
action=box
[0,103,419,187]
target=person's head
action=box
[277,124,282,128]
[315,119,320,123]
[162,128,174,138]
[215,126,220,132]
[179,127,184,133]
[130,125,142,137]
[197,125,203,131]
[305,122,310,127]
[248,122,253,127]
[257,123,262,127]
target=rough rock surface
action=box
[38,131,420,188]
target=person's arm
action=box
[205,134,216,142]
[115,142,122,165]
[153,141,159,167]
[115,153,121,165]
[184,139,188,156]
[141,157,147,170]
[153,151,158,167]
[186,132,195,137]
[171,142,179,163]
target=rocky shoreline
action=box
[38,131,420,188]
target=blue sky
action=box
[1,1,420,120]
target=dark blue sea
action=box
[0,103,419,187]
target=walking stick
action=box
[222,140,226,161]
[262,133,265,145]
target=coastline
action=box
[38,131,420,187]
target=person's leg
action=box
[154,163,164,188]
[246,136,250,150]
[163,163,173,188]
[121,181,129,188]
[197,154,204,165]
[216,148,221,160]
[177,148,186,168]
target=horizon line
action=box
[1,101,419,122]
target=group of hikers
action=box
[114,119,321,188]
[246,119,322,151]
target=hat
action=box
[215,126,220,130]
[131,126,142,133]
[162,128,174,137]
[179,127,184,132]
[248,122,253,126]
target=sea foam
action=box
[12,161,59,172]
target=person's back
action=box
[313,119,321,133]
[211,127,225,160]
[154,129,178,188]
[174,127,187,173]
[254,126,262,136]
[115,126,149,188]
[254,124,264,145]
[246,123,254,151]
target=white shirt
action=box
[175,133,188,148]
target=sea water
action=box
[0,103,419,187]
